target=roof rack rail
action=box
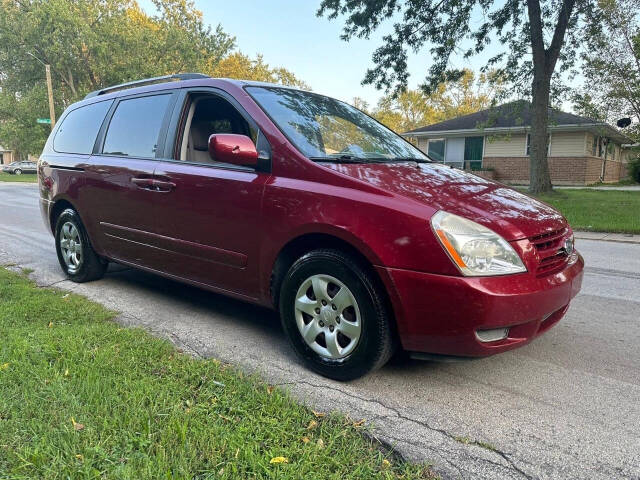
[84,73,209,99]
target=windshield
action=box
[246,86,429,163]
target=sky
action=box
[140,0,490,107]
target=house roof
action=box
[403,100,633,143]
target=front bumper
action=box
[378,253,584,357]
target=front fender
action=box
[258,178,459,304]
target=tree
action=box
[371,90,432,133]
[212,53,309,89]
[318,0,598,193]
[0,0,234,157]
[351,97,370,112]
[370,70,495,133]
[574,0,640,141]
[0,0,306,157]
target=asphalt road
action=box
[1,182,638,480]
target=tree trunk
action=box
[529,75,553,193]
[526,0,576,194]
[600,139,608,182]
[12,149,23,162]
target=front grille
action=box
[529,228,570,276]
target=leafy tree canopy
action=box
[573,0,640,141]
[365,69,497,133]
[318,0,595,98]
[0,0,305,156]
[318,0,603,192]
[213,53,309,89]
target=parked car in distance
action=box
[38,74,584,380]
[3,160,37,175]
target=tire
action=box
[55,208,107,282]
[279,249,395,381]
[14,169,21,175]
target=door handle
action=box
[152,179,176,192]
[132,177,154,189]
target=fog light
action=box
[475,327,509,342]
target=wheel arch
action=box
[49,198,100,254]
[270,231,394,315]
[269,231,402,356]
[49,198,77,233]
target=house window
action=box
[464,136,484,170]
[526,133,551,156]
[593,136,613,158]
[427,139,446,163]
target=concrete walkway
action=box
[574,231,640,244]
[556,185,640,191]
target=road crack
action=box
[275,379,533,480]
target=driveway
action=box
[1,182,639,480]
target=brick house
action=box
[0,146,38,165]
[403,101,635,185]
[0,145,14,165]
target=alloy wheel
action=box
[59,221,83,274]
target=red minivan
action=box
[38,74,584,380]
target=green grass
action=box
[0,268,436,480]
[530,189,640,234]
[0,172,37,183]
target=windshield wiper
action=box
[390,157,432,163]
[310,155,370,164]
[311,155,432,165]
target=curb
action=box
[574,231,640,245]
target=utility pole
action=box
[45,64,55,130]
[27,52,55,130]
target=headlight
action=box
[431,211,526,276]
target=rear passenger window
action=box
[53,100,112,154]
[102,94,172,158]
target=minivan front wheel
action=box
[14,169,22,175]
[55,208,107,282]
[279,249,395,381]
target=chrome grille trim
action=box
[529,228,571,276]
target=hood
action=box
[324,162,567,240]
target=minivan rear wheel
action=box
[279,249,395,381]
[55,208,107,282]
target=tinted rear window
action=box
[102,94,172,158]
[53,100,112,154]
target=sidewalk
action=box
[574,231,640,244]
[556,185,640,191]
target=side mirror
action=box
[208,134,258,167]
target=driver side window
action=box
[179,94,258,166]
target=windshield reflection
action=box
[247,87,428,162]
